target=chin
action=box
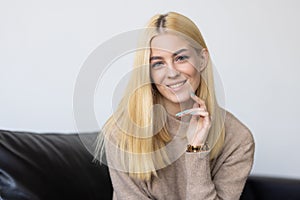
[167,93,191,104]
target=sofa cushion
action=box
[0,129,113,200]
[240,175,300,200]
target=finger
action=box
[201,113,212,131]
[189,110,209,117]
[188,110,209,128]
[190,93,207,110]
[175,107,206,117]
[189,103,199,125]
[192,116,211,144]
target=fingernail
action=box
[175,112,183,117]
[175,113,181,117]
[175,110,189,116]
[190,92,195,97]
[175,111,185,117]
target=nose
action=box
[166,63,180,79]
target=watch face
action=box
[201,143,210,151]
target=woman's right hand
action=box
[176,94,211,146]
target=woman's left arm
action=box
[185,140,254,200]
[180,94,254,199]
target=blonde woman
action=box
[95,12,255,200]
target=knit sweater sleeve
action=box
[185,140,255,200]
[109,168,151,200]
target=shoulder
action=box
[223,110,254,147]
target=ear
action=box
[199,48,209,72]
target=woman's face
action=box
[150,33,206,104]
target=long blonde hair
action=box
[95,12,225,181]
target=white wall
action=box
[1,0,300,179]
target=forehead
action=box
[150,33,190,55]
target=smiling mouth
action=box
[167,80,187,89]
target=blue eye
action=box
[175,55,189,62]
[151,61,164,68]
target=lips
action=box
[167,80,187,89]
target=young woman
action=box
[95,12,255,200]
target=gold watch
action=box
[186,142,210,153]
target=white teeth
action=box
[168,81,185,89]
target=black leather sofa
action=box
[1,129,300,200]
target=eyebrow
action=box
[150,48,188,61]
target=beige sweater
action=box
[109,111,255,200]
